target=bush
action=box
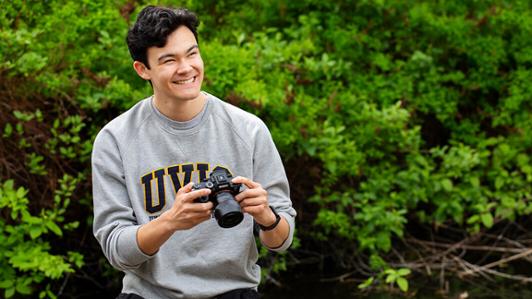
[1,0,531,296]
[0,177,83,298]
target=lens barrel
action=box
[214,192,244,228]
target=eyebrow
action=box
[157,45,199,62]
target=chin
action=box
[176,91,202,102]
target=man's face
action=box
[140,26,204,103]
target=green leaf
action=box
[385,273,396,283]
[441,179,453,192]
[35,109,43,122]
[15,282,32,295]
[469,177,480,187]
[29,226,42,239]
[3,123,13,138]
[495,177,504,190]
[68,251,85,268]
[47,288,58,299]
[15,123,23,134]
[0,280,14,289]
[467,214,479,224]
[358,277,374,289]
[397,277,409,292]
[397,268,411,276]
[376,231,391,252]
[383,268,395,275]
[369,254,387,270]
[16,187,26,199]
[46,221,63,236]
[4,179,14,190]
[13,111,24,120]
[480,213,494,228]
[5,287,15,298]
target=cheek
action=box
[195,57,204,73]
[155,68,175,81]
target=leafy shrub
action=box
[1,0,531,296]
[0,177,83,298]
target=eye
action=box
[188,51,198,57]
[163,59,175,64]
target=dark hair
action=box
[126,6,199,68]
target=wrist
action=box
[258,207,281,231]
[158,210,180,232]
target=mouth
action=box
[173,76,196,85]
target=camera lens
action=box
[214,192,244,228]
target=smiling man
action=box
[91,5,296,299]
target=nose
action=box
[176,61,193,75]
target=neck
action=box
[152,93,206,122]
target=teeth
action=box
[174,77,195,84]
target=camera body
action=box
[192,167,243,228]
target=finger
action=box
[242,205,268,215]
[234,188,267,202]
[177,182,195,195]
[181,188,212,203]
[231,176,261,189]
[239,197,267,208]
[183,201,214,212]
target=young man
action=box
[91,5,296,299]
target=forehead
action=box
[147,26,198,60]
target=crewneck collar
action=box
[149,92,211,133]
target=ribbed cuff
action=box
[266,211,295,252]
[117,225,156,267]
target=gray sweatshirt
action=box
[91,92,296,298]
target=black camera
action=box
[192,167,243,228]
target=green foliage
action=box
[358,267,411,293]
[1,0,531,296]
[383,268,411,292]
[46,115,93,161]
[0,0,149,110]
[193,0,531,290]
[0,177,84,298]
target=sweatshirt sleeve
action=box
[252,120,297,252]
[91,128,154,270]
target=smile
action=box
[173,77,196,84]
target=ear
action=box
[133,61,151,80]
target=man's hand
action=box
[232,176,289,249]
[137,182,213,255]
[162,182,214,231]
[231,176,276,228]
